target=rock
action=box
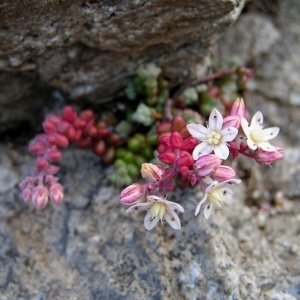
[0,0,246,135]
[0,147,299,299]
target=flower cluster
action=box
[19,106,120,210]
[120,97,283,230]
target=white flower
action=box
[195,178,241,219]
[187,109,238,160]
[241,111,279,152]
[126,195,184,230]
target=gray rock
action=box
[0,0,246,135]
[0,146,299,299]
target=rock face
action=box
[0,0,246,134]
[1,0,300,299]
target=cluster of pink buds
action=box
[20,105,119,210]
[120,97,283,230]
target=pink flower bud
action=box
[47,133,69,147]
[181,137,198,151]
[80,109,94,122]
[44,175,58,185]
[194,154,222,178]
[176,152,194,167]
[22,188,32,203]
[140,163,163,183]
[67,125,77,142]
[180,166,189,176]
[56,121,71,134]
[45,165,60,175]
[19,177,36,189]
[120,183,145,206]
[159,136,170,148]
[211,166,236,181]
[49,183,64,205]
[45,114,62,124]
[42,120,57,134]
[222,115,240,129]
[35,157,49,170]
[165,181,174,191]
[230,97,246,118]
[170,132,183,149]
[157,144,167,154]
[62,106,77,123]
[158,151,176,165]
[73,117,87,129]
[44,148,62,162]
[32,186,49,210]
[254,147,284,165]
[28,141,47,156]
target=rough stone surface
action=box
[0,146,300,300]
[1,0,300,299]
[0,0,246,135]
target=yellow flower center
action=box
[207,131,222,145]
[208,188,225,208]
[250,129,264,143]
[150,202,166,220]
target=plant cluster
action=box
[121,98,283,230]
[20,64,283,226]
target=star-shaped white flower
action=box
[126,195,184,230]
[186,109,238,160]
[241,111,279,151]
[195,178,241,219]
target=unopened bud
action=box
[28,141,47,156]
[48,133,69,147]
[35,157,49,170]
[230,97,246,118]
[49,183,64,205]
[211,166,236,181]
[42,120,57,134]
[254,147,284,165]
[181,137,198,151]
[170,132,183,149]
[62,106,77,123]
[222,115,240,129]
[73,117,87,129]
[156,122,171,134]
[141,163,163,183]
[171,115,186,132]
[194,154,222,177]
[32,186,49,210]
[176,152,194,167]
[158,151,176,165]
[56,121,71,134]
[44,148,62,162]
[120,183,145,205]
[22,188,32,203]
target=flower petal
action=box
[186,124,208,141]
[219,188,234,201]
[209,109,223,131]
[144,211,159,230]
[195,195,207,216]
[251,111,263,129]
[164,209,181,230]
[258,141,277,152]
[192,143,213,160]
[126,202,151,213]
[164,200,185,213]
[221,127,238,142]
[204,203,213,219]
[214,143,229,160]
[247,138,258,150]
[241,117,250,136]
[261,127,280,140]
